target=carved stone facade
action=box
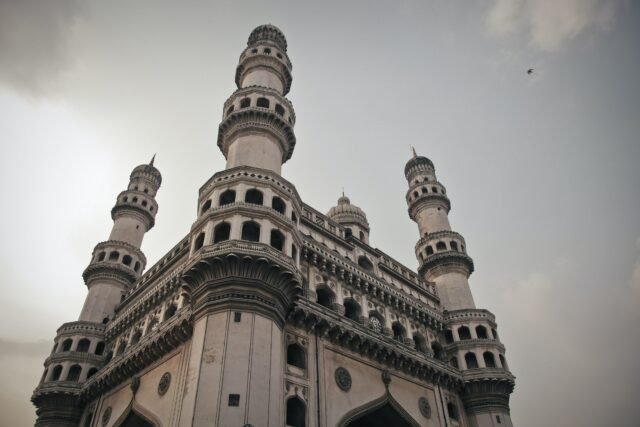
[32,25,515,427]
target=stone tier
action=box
[236,46,292,94]
[111,190,158,230]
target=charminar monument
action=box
[32,25,515,427]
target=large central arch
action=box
[337,393,421,427]
[118,411,154,427]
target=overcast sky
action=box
[1,1,639,426]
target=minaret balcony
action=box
[111,190,158,229]
[407,190,451,219]
[235,47,293,94]
[84,240,146,284]
[418,250,475,277]
[223,86,296,125]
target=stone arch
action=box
[112,401,161,427]
[336,392,421,427]
[315,284,336,309]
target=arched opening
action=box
[450,241,458,251]
[436,241,447,251]
[292,211,297,222]
[117,341,127,355]
[413,191,419,198]
[476,325,488,339]
[272,196,286,214]
[86,367,98,379]
[445,329,454,344]
[122,255,132,266]
[97,252,106,261]
[130,329,142,346]
[141,200,147,207]
[241,221,261,242]
[213,222,231,243]
[359,231,365,240]
[226,105,234,116]
[483,351,496,368]
[344,400,417,427]
[76,338,90,353]
[413,334,427,352]
[426,246,434,255]
[392,322,406,342]
[291,244,297,262]
[245,188,263,205]
[431,341,444,360]
[358,256,374,271]
[432,187,438,194]
[287,343,306,370]
[134,261,141,272]
[263,48,271,55]
[66,365,82,382]
[119,410,155,427]
[240,98,250,108]
[465,352,479,369]
[447,402,459,421]
[421,187,428,194]
[458,326,471,340]
[194,232,205,251]
[315,287,334,309]
[450,357,459,369]
[163,304,177,321]
[219,189,236,205]
[50,365,63,381]
[499,354,508,369]
[286,397,306,427]
[257,97,270,108]
[270,229,285,251]
[95,342,105,356]
[201,199,212,214]
[275,104,285,116]
[344,299,361,321]
[109,251,120,261]
[344,228,353,238]
[61,338,73,352]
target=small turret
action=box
[327,194,370,244]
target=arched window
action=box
[122,255,132,266]
[358,256,374,271]
[270,229,285,251]
[413,191,419,198]
[226,105,234,116]
[344,299,361,321]
[50,365,63,381]
[432,187,438,194]
[413,334,428,352]
[447,402,459,421]
[291,244,297,262]
[292,211,297,223]
[76,338,90,353]
[117,340,127,355]
[240,98,250,108]
[241,221,261,242]
[104,351,113,363]
[499,354,508,369]
[95,342,105,356]
[219,189,236,205]
[483,351,496,368]
[392,322,406,342]
[272,196,286,214]
[141,200,147,207]
[436,241,447,251]
[109,251,119,261]
[450,241,458,251]
[315,287,334,309]
[275,104,285,116]
[263,48,272,54]
[344,228,352,238]
[476,325,488,339]
[194,232,205,251]
[134,262,141,272]
[245,189,263,205]
[257,97,270,108]
[458,326,471,340]
[286,397,306,427]
[450,357,459,369]
[209,221,229,243]
[97,252,106,262]
[66,365,82,382]
[201,199,212,214]
[102,317,109,325]
[426,245,434,255]
[163,304,177,321]
[445,329,454,343]
[465,352,479,369]
[359,231,365,240]
[130,329,142,346]
[422,187,428,194]
[86,367,98,379]
[431,341,444,360]
[61,338,73,352]
[287,343,306,370]
[251,48,258,54]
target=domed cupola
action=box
[327,194,370,244]
[247,24,288,52]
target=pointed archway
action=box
[337,393,421,427]
[113,408,157,427]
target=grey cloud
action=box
[0,0,83,96]
[0,338,51,357]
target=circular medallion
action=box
[419,397,432,418]
[369,316,382,333]
[334,367,352,391]
[101,406,112,426]
[158,372,172,396]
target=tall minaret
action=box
[217,24,296,175]
[79,157,161,322]
[32,158,161,427]
[404,151,475,310]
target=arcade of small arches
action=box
[225,92,294,126]
[418,239,466,261]
[449,350,507,371]
[407,183,447,203]
[93,249,142,273]
[445,325,497,343]
[52,337,105,356]
[240,42,291,67]
[41,363,99,384]
[119,193,157,214]
[200,188,297,224]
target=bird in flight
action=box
[527,68,534,75]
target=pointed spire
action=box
[149,154,156,167]
[342,186,345,197]
[411,146,417,159]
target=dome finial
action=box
[149,154,156,166]
[411,146,417,159]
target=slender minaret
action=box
[32,159,161,427]
[405,151,475,310]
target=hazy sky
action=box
[1,1,638,426]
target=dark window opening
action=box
[492,328,498,339]
[240,98,250,108]
[272,196,286,214]
[97,252,106,262]
[132,197,138,203]
[226,105,234,116]
[130,330,142,346]
[426,246,434,255]
[447,402,459,421]
[256,97,270,108]
[51,365,63,381]
[445,329,454,344]
[286,397,306,427]
[465,352,479,369]
[476,325,488,339]
[270,229,285,251]
[413,334,428,352]
[263,48,271,54]
[358,256,374,271]
[392,322,406,342]
[109,251,119,261]
[483,351,496,368]
[117,341,127,355]
[287,343,306,369]
[291,244,297,261]
[316,287,334,309]
[450,357,459,369]
[141,200,147,207]
[458,326,471,340]
[95,342,105,356]
[436,241,447,251]
[163,304,177,321]
[431,342,444,360]
[102,317,109,325]
[345,228,352,238]
[497,415,502,424]
[450,241,458,251]
[432,187,438,193]
[77,338,90,353]
[344,299,361,321]
[245,189,263,205]
[66,365,82,382]
[219,189,236,205]
[228,394,240,407]
[61,338,73,352]
[194,232,205,251]
[134,261,141,272]
[241,221,261,242]
[292,211,297,222]
[422,187,428,194]
[201,199,212,214]
[122,255,132,266]
[214,222,231,243]
[234,312,241,322]
[86,368,98,379]
[413,191,419,198]
[275,104,285,116]
[359,231,365,240]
